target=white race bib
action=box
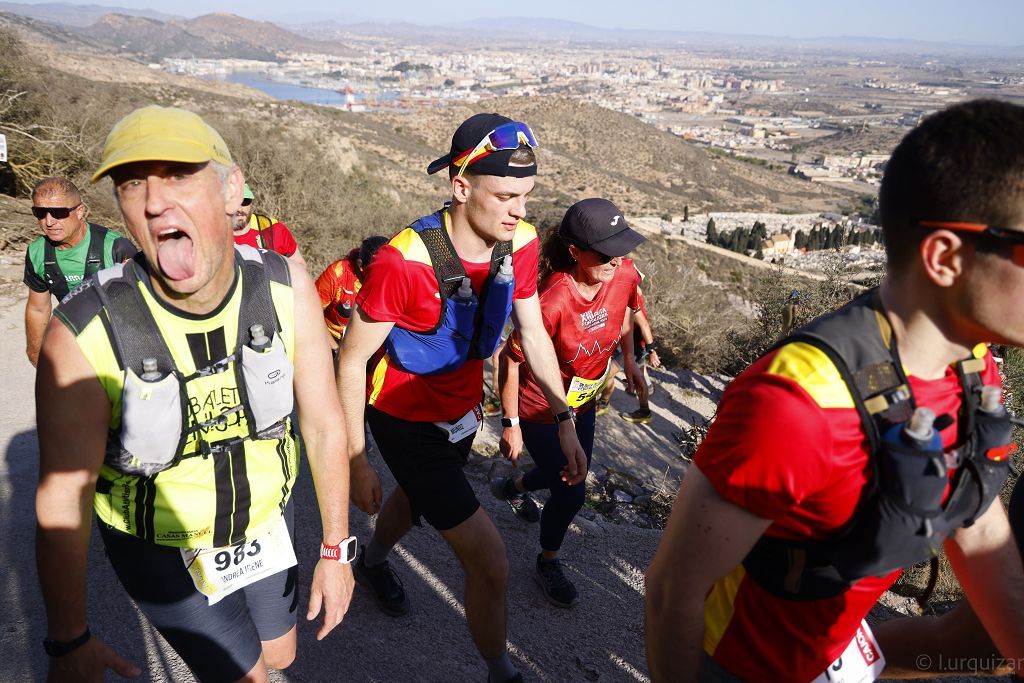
[811,620,886,683]
[566,361,611,408]
[181,515,297,605]
[434,404,483,443]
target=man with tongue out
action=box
[34,106,355,682]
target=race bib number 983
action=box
[181,515,297,605]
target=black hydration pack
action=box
[44,222,107,301]
[742,290,1014,600]
[93,245,295,477]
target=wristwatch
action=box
[43,627,91,657]
[500,415,520,428]
[553,409,576,424]
[320,536,358,564]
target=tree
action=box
[794,230,807,250]
[706,218,718,245]
[684,205,689,222]
[755,243,764,259]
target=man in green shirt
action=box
[23,177,136,366]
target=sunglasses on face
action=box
[240,198,253,207]
[918,220,1024,265]
[454,121,539,178]
[32,204,82,220]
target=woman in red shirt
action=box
[494,198,648,607]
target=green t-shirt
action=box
[23,223,137,300]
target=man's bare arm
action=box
[644,465,772,682]
[25,288,52,366]
[36,318,140,678]
[945,498,1024,666]
[289,261,354,640]
[334,306,394,514]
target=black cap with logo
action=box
[427,113,537,178]
[558,198,646,257]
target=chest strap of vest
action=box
[43,223,106,300]
[411,210,513,342]
[96,249,286,456]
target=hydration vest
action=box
[94,246,295,477]
[44,222,107,301]
[742,290,1014,600]
[383,209,514,376]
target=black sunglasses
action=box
[32,203,82,220]
[240,198,253,207]
[590,248,614,264]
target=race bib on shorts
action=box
[811,620,885,683]
[566,361,611,408]
[181,515,297,605]
[434,404,483,443]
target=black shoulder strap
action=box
[42,239,69,301]
[93,260,177,377]
[785,289,915,452]
[235,247,284,348]
[254,214,274,251]
[84,223,106,276]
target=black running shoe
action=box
[620,408,652,424]
[354,547,410,617]
[490,476,540,523]
[535,554,579,608]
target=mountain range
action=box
[0,0,1020,60]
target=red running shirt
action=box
[356,216,539,422]
[233,216,298,258]
[506,259,641,423]
[694,340,1000,683]
[315,249,361,340]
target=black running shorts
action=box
[367,405,480,531]
[98,501,298,683]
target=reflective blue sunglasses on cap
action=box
[453,121,539,177]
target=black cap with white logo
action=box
[558,198,646,257]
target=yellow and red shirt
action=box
[695,341,999,682]
[356,218,539,422]
[315,248,361,340]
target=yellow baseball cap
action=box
[91,105,233,183]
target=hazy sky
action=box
[21,0,1024,46]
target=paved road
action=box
[0,294,662,682]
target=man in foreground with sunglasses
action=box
[23,176,136,366]
[232,182,306,266]
[646,98,1024,681]
[336,113,586,683]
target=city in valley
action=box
[156,20,1024,276]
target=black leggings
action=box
[520,407,596,552]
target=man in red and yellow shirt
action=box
[645,99,1024,682]
[315,236,387,344]
[232,183,305,266]
[335,113,586,683]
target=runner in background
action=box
[23,176,136,366]
[232,183,306,266]
[494,198,647,607]
[596,285,661,421]
[315,235,388,348]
